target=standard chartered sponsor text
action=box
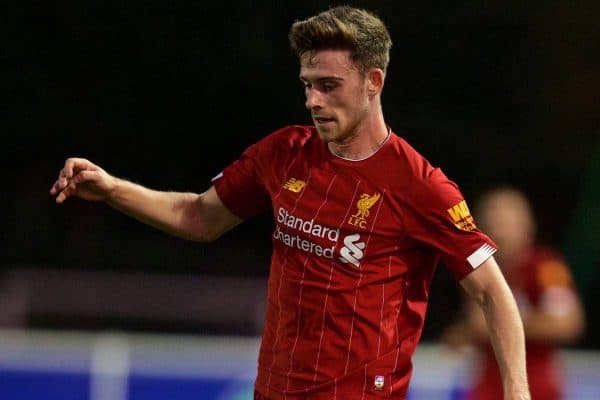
[277,207,339,242]
[274,207,339,258]
[273,226,335,258]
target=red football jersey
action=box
[213,126,496,399]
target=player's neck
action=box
[328,113,389,161]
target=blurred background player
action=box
[443,186,586,400]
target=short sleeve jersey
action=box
[213,126,496,400]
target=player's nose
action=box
[305,87,322,110]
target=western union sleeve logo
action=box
[348,192,381,228]
[283,178,306,193]
[447,200,477,231]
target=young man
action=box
[50,6,530,400]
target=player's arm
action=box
[463,266,586,345]
[459,256,531,400]
[520,288,585,344]
[50,157,242,242]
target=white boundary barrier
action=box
[0,329,597,399]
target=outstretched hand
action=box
[50,158,116,203]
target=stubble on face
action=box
[299,50,369,144]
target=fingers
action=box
[50,170,69,195]
[72,169,100,184]
[50,174,69,196]
[54,179,77,204]
[49,157,99,199]
[54,187,70,204]
[50,175,69,196]
[63,157,98,179]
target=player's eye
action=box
[319,81,338,93]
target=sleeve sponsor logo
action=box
[282,178,306,193]
[348,192,381,228]
[447,200,477,231]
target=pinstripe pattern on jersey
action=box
[310,179,363,394]
[266,159,310,397]
[361,364,368,400]
[344,188,386,376]
[284,174,338,394]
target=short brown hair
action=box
[289,6,392,74]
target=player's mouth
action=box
[313,116,336,126]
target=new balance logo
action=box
[339,233,365,267]
[283,178,306,193]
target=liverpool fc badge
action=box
[348,192,381,228]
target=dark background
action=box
[3,1,599,346]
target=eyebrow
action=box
[299,76,345,83]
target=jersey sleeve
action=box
[532,252,580,316]
[403,168,497,280]
[212,141,272,220]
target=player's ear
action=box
[366,68,385,97]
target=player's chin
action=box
[315,126,337,142]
